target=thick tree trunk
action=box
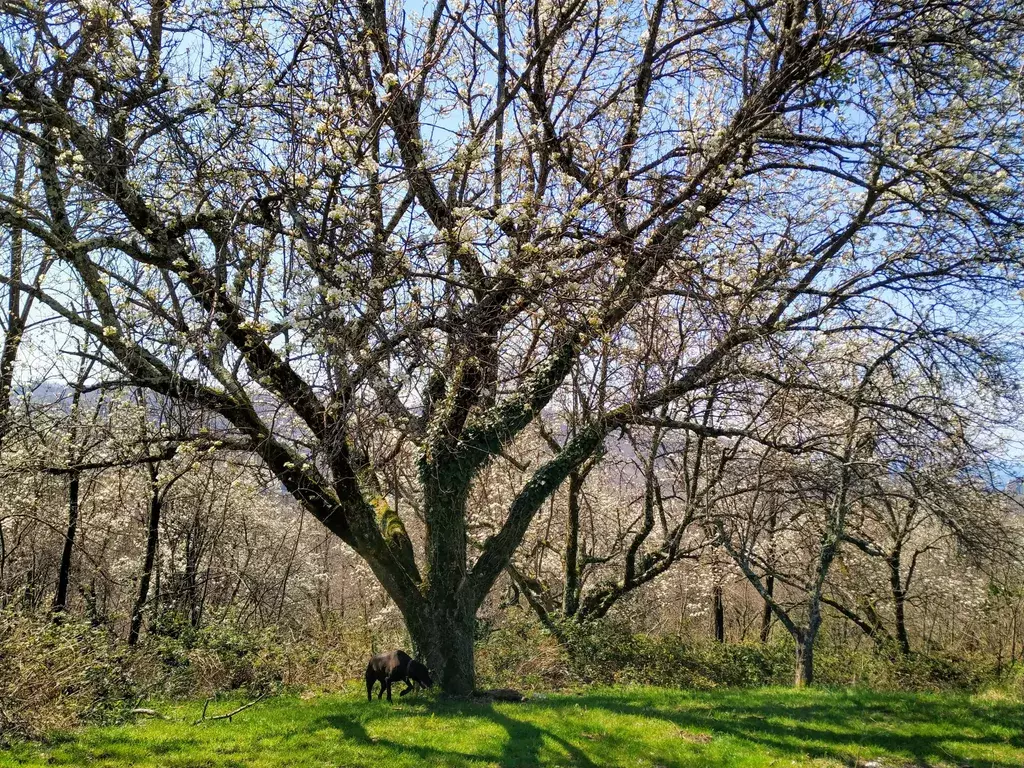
[794,627,815,687]
[129,468,162,646]
[793,601,822,687]
[417,464,476,695]
[407,597,476,696]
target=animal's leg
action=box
[366,676,375,702]
[399,678,414,696]
[386,676,393,702]
[377,678,384,700]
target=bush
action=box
[560,620,793,688]
[478,611,1012,695]
[148,623,287,697]
[1001,663,1024,699]
[885,650,999,692]
[142,615,374,697]
[0,612,139,740]
[476,609,571,690]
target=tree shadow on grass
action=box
[318,710,491,766]
[317,700,598,768]
[541,691,1024,768]
[482,702,598,768]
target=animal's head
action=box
[409,659,433,689]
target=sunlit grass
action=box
[2,686,1022,767]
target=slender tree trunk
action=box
[53,350,94,619]
[760,499,778,643]
[128,464,162,646]
[0,135,27,456]
[184,518,203,628]
[276,508,304,623]
[53,470,80,616]
[80,579,102,626]
[887,549,911,655]
[760,574,775,642]
[562,470,583,617]
[1011,601,1020,664]
[713,583,725,642]
[0,520,6,605]
[0,138,27,609]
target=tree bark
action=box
[407,596,476,696]
[760,574,775,642]
[794,626,816,687]
[887,549,911,655]
[794,593,823,687]
[0,137,27,607]
[562,470,583,617]
[713,583,725,642]
[416,463,476,695]
[128,463,162,646]
[0,134,27,457]
[760,499,778,643]
[53,470,80,616]
[52,349,94,618]
[184,515,205,628]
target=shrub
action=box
[476,609,571,690]
[560,620,793,688]
[885,650,999,692]
[481,612,1010,694]
[0,612,139,740]
[142,619,306,697]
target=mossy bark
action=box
[794,630,815,687]
[408,596,476,696]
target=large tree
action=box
[2,0,1023,692]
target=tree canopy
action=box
[2,0,1024,691]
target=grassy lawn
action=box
[2,686,1022,768]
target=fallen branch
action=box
[192,692,269,725]
[131,708,168,720]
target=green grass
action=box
[2,686,1022,767]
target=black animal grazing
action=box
[365,649,433,702]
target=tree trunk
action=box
[0,134,27,458]
[80,579,102,626]
[887,550,911,655]
[53,357,93,619]
[129,468,162,646]
[793,598,822,687]
[759,574,775,642]
[794,626,816,687]
[407,597,476,696]
[760,499,778,644]
[53,470,80,616]
[562,470,582,617]
[713,583,725,642]
[184,515,205,628]
[417,466,476,695]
